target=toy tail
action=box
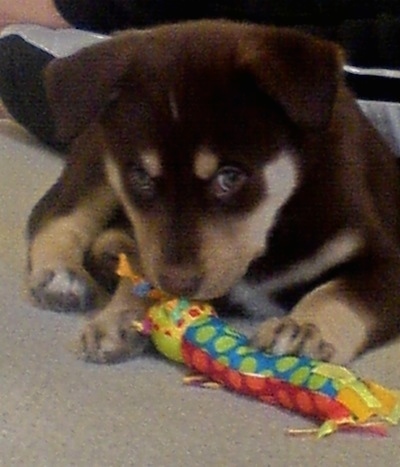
[288,420,390,438]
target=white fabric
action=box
[358,100,400,156]
[0,24,107,57]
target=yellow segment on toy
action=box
[313,362,357,384]
[117,253,167,300]
[365,380,400,423]
[336,386,377,423]
[116,253,140,281]
[148,299,216,363]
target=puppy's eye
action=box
[127,166,156,200]
[211,166,247,200]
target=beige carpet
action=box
[1,119,400,466]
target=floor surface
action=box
[1,120,400,466]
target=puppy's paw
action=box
[251,317,335,362]
[29,267,103,312]
[79,308,147,363]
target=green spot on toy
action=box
[290,366,311,386]
[276,356,298,373]
[308,373,329,391]
[236,346,253,356]
[195,325,216,344]
[239,356,258,373]
[214,335,237,353]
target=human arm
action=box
[0,0,69,30]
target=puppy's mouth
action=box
[156,279,231,301]
[156,265,204,298]
[146,263,247,301]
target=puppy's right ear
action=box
[236,28,345,130]
[44,37,132,142]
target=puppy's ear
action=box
[44,37,132,142]
[237,28,345,129]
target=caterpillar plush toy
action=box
[117,254,400,438]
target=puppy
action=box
[27,20,400,364]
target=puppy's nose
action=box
[158,267,202,297]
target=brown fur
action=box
[27,20,400,364]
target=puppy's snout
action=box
[158,266,202,297]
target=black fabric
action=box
[0,35,67,151]
[53,0,400,69]
[53,0,400,31]
[335,17,400,69]
[345,72,400,102]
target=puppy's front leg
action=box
[28,181,117,312]
[252,279,378,364]
[79,276,149,363]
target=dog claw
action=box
[79,309,148,363]
[252,317,336,362]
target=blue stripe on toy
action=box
[184,316,338,398]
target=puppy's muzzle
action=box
[158,265,202,297]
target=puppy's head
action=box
[45,21,344,299]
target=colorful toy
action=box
[117,254,400,438]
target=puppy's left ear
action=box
[237,28,345,129]
[44,35,136,142]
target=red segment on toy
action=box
[182,339,352,422]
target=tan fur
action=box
[28,183,117,310]
[193,150,219,180]
[29,184,116,269]
[253,280,376,364]
[141,150,162,178]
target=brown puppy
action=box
[27,20,400,364]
